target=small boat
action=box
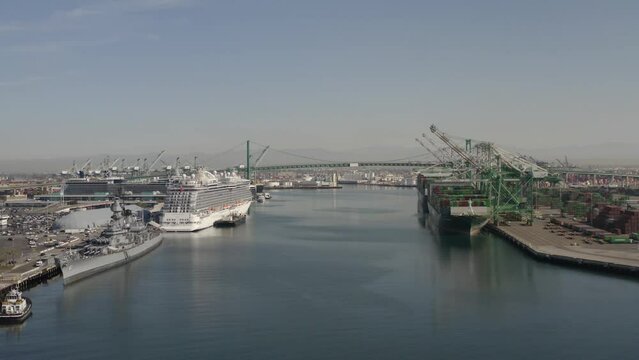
[264,192,271,200]
[1,288,32,324]
[256,195,265,203]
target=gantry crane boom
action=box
[429,125,478,167]
[415,138,443,162]
[491,145,548,178]
[146,150,166,174]
[108,158,122,169]
[79,159,92,171]
[422,132,457,163]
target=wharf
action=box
[487,220,639,275]
[0,262,60,296]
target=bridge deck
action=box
[254,161,436,171]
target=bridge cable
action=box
[380,152,437,162]
[249,141,336,164]
[203,141,247,169]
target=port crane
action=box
[158,158,175,172]
[64,158,92,176]
[554,155,577,169]
[77,159,92,176]
[108,158,122,171]
[427,127,482,178]
[421,133,459,166]
[415,138,444,163]
[174,157,181,173]
[429,125,478,167]
[145,150,166,175]
[428,124,549,224]
[61,160,77,176]
[108,158,122,170]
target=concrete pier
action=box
[0,263,61,296]
[487,220,639,275]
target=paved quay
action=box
[488,220,639,274]
[1,232,90,294]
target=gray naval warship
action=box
[55,199,163,285]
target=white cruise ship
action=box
[160,169,253,232]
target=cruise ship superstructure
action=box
[160,169,253,232]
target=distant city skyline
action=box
[2,0,638,160]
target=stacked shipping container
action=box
[592,205,639,235]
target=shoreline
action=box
[486,221,639,276]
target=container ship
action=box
[160,169,253,232]
[417,173,490,236]
[55,199,163,285]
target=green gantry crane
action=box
[428,125,548,224]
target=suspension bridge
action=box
[212,140,440,180]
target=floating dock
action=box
[487,220,639,275]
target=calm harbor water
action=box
[3,187,639,359]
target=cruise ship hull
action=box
[59,234,163,286]
[161,201,252,232]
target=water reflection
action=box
[4,187,639,359]
[417,208,543,327]
[1,319,30,339]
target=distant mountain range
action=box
[511,142,639,167]
[1,143,638,174]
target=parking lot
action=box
[0,207,94,271]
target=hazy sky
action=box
[1,0,638,160]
